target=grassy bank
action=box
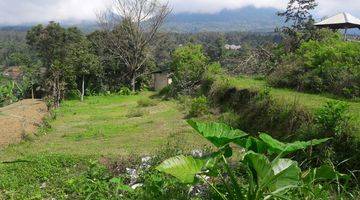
[230,76,360,136]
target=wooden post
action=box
[81,75,85,102]
[31,86,34,99]
[344,28,348,41]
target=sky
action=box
[1,0,360,25]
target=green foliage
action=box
[315,101,351,136]
[156,155,206,183]
[157,120,334,200]
[270,34,360,98]
[188,96,210,117]
[170,44,209,94]
[187,119,247,147]
[0,80,18,106]
[118,86,132,96]
[259,133,330,155]
[0,155,85,199]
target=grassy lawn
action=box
[0,92,208,161]
[231,76,360,135]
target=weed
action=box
[118,86,132,96]
[188,96,209,118]
[126,108,149,118]
[137,98,158,107]
[315,101,351,137]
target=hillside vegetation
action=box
[1,0,360,199]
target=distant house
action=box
[2,66,23,81]
[151,69,172,91]
[224,44,242,50]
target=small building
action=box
[315,12,360,40]
[151,69,172,91]
[2,66,23,81]
[224,44,242,50]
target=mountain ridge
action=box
[0,6,284,33]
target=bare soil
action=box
[0,99,47,148]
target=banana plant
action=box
[157,120,333,200]
[0,81,17,106]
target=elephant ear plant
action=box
[156,120,341,200]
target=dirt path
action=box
[0,99,47,148]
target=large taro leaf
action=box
[187,120,248,147]
[156,155,206,183]
[269,159,301,192]
[235,136,268,154]
[303,165,350,184]
[243,151,273,186]
[259,133,330,155]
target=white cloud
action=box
[169,0,287,13]
[0,0,359,25]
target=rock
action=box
[131,183,143,189]
[140,156,152,169]
[40,182,47,189]
[191,149,203,158]
[126,168,139,185]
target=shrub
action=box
[315,101,351,137]
[137,98,158,107]
[156,120,343,200]
[118,86,132,96]
[269,35,360,98]
[188,96,209,118]
[170,44,209,95]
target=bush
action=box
[170,44,209,95]
[137,98,158,107]
[188,96,209,118]
[315,101,351,137]
[269,34,360,98]
[118,86,132,96]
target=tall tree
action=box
[278,0,318,29]
[26,22,81,107]
[66,37,102,101]
[277,0,318,52]
[98,0,171,91]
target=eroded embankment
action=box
[0,99,47,147]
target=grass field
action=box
[0,92,208,161]
[231,76,360,135]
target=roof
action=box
[151,68,171,74]
[2,66,23,80]
[315,12,360,29]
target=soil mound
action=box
[0,99,47,148]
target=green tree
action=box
[277,0,318,52]
[171,44,209,94]
[26,22,82,107]
[66,36,102,101]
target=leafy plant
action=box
[0,80,18,107]
[157,120,336,200]
[188,96,210,117]
[119,86,133,96]
[315,101,351,137]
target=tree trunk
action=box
[81,75,85,102]
[53,81,57,108]
[31,86,34,99]
[131,75,136,92]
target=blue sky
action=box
[1,0,359,25]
